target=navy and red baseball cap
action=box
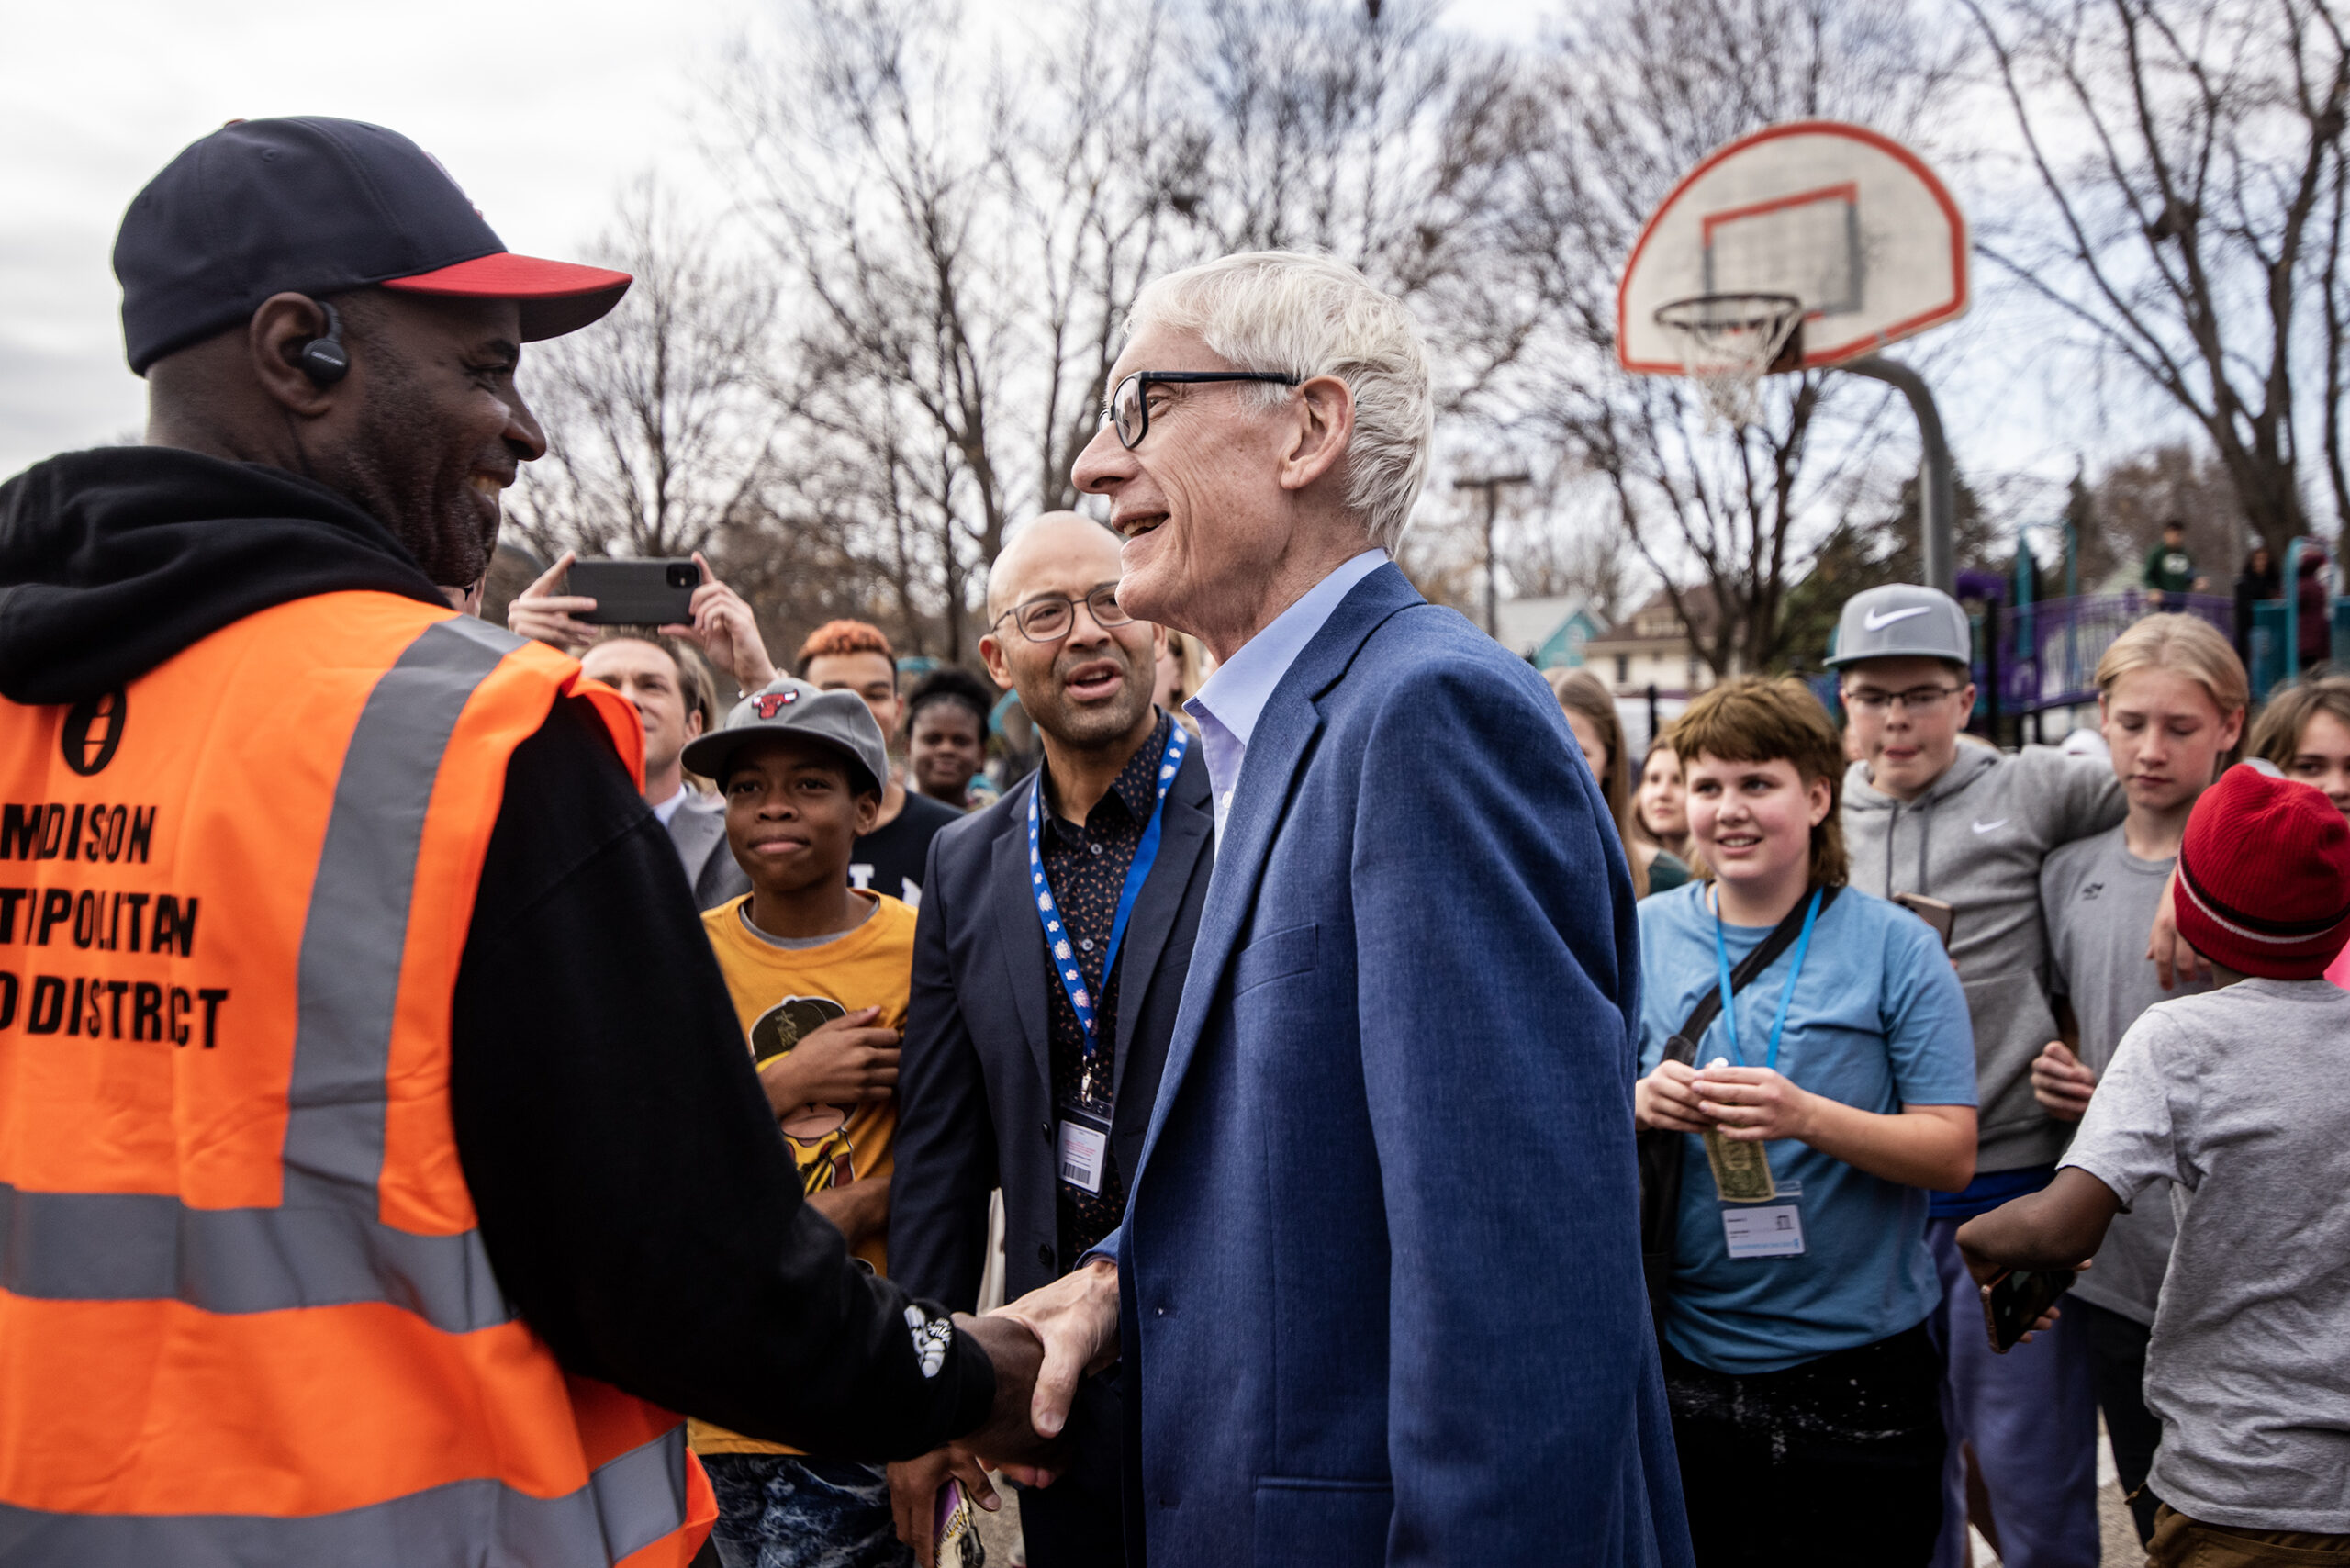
[114,117,632,375]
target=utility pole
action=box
[1454,470,1531,638]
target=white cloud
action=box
[0,0,746,475]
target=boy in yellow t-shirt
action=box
[678,678,922,1568]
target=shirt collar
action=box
[1040,709,1172,834]
[1183,547,1387,754]
[649,783,690,827]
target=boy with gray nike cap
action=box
[1830,583,2122,1568]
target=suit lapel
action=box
[989,786,1056,1096]
[1132,565,1425,1174]
[1109,744,1214,1103]
[666,796,722,882]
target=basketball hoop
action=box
[1653,293,1806,429]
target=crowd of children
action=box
[517,560,2350,1568]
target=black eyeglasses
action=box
[991,584,1133,643]
[1841,684,1965,713]
[1104,370,1303,449]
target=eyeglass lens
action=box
[1112,376,1146,447]
[1017,586,1131,640]
[1848,686,1958,711]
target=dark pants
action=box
[1663,1322,1947,1567]
[2076,1297,2165,1545]
[1925,1217,2101,1568]
[1021,1369,1126,1568]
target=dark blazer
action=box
[1102,565,1693,1568]
[666,790,751,911]
[890,732,1214,1311]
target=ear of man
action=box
[147,290,381,459]
[252,292,352,417]
[1276,374,1355,496]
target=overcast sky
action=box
[0,0,2184,510]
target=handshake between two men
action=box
[903,1259,1124,1566]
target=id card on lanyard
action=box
[1030,722,1189,1195]
[1704,887,1821,1251]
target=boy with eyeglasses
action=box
[1829,583,2124,1568]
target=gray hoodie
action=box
[1842,745,2125,1172]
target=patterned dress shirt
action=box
[1036,711,1173,1260]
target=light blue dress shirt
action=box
[1182,547,1389,840]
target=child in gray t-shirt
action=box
[2059,978,2350,1536]
[2032,614,2247,1545]
[1958,766,2350,1562]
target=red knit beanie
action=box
[2176,765,2350,980]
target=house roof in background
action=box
[1584,585,1717,649]
[1491,593,1605,656]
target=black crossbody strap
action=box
[1659,883,1841,1068]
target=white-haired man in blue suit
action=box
[976,252,1694,1568]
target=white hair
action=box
[1125,251,1434,554]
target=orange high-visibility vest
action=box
[0,591,715,1565]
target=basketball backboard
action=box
[1617,120,1969,376]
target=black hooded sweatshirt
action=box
[0,447,992,1458]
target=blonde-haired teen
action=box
[2032,612,2249,1547]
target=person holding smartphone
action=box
[1634,677,1977,1566]
[1959,767,2350,1568]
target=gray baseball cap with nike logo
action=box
[1824,583,1972,668]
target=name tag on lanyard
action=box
[1720,1180,1806,1258]
[1031,724,1189,1198]
[1057,1103,1112,1193]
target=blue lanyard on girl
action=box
[1027,722,1190,1062]
[1710,886,1823,1073]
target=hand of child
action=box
[758,1006,901,1115]
[2031,1040,2098,1121]
[2148,867,2208,990]
[1634,1059,1710,1133]
[889,1445,998,1568]
[1692,1062,1814,1143]
[807,1177,890,1250]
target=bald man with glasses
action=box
[886,512,1214,1567]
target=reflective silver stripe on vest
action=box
[0,616,527,1333]
[0,1419,693,1568]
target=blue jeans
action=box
[1923,1218,2100,1568]
[703,1453,913,1568]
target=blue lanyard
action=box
[1028,722,1189,1059]
[1709,887,1823,1074]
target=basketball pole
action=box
[1839,354,1955,596]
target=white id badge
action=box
[1056,1103,1112,1194]
[1720,1180,1805,1259]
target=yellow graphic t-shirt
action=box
[693,889,914,1456]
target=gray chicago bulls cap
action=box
[680,677,890,796]
[1825,583,1972,668]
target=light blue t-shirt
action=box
[1637,881,1976,1375]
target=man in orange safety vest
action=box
[0,117,1044,1568]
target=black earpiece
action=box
[297,300,349,385]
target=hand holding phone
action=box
[1981,1267,2073,1353]
[564,557,699,626]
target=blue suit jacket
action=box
[1102,565,1692,1567]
